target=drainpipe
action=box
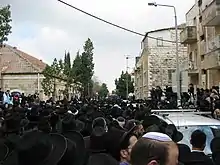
[205,27,210,88]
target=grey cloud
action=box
[1,0,195,90]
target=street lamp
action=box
[148,2,181,108]
[148,2,157,6]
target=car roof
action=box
[154,113,220,127]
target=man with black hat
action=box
[119,132,137,165]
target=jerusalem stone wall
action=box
[148,30,188,90]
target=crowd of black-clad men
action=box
[0,85,218,165]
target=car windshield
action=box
[178,125,220,155]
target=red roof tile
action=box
[0,45,47,73]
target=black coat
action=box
[185,151,213,165]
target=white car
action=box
[152,110,220,155]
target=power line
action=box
[57,0,179,43]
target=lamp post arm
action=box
[155,4,177,17]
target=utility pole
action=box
[148,2,181,108]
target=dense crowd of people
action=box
[150,84,220,117]
[0,86,219,165]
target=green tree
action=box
[64,51,71,76]
[63,51,73,96]
[0,5,12,44]
[58,59,64,71]
[98,83,109,98]
[72,51,82,83]
[41,58,62,97]
[80,38,94,97]
[115,71,134,99]
[41,65,54,96]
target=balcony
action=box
[203,49,220,69]
[203,0,220,26]
[180,26,197,44]
[188,61,199,74]
[206,35,220,54]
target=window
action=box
[189,52,193,61]
[157,37,163,47]
[199,16,202,23]
[193,17,197,26]
[194,49,198,66]
[198,0,202,7]
[144,72,147,85]
[202,69,207,74]
[201,55,204,61]
[168,69,175,82]
[200,34,205,41]
[178,125,220,155]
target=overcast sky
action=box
[0,0,195,91]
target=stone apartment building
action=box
[134,27,188,99]
[0,44,67,100]
[181,0,220,89]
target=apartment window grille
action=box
[157,37,163,47]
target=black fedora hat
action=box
[89,126,107,153]
[62,113,77,132]
[4,113,21,134]
[3,131,67,165]
[58,138,77,165]
[86,153,118,165]
[0,143,9,163]
[142,115,161,130]
[165,124,183,143]
[62,131,86,165]
[105,126,136,161]
[75,120,85,132]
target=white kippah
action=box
[68,110,78,116]
[142,132,172,142]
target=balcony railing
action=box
[188,61,197,70]
[206,35,220,54]
[180,26,197,44]
[188,61,199,74]
[203,0,220,26]
[203,49,220,69]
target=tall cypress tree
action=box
[81,38,94,97]
[66,52,71,70]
